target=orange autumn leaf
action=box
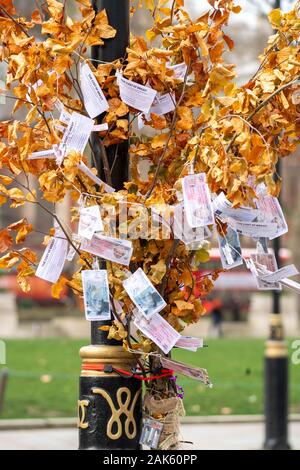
[7,218,28,231]
[52,276,68,299]
[7,218,33,244]
[177,107,193,130]
[0,0,15,15]
[15,223,33,244]
[0,252,20,269]
[17,265,35,293]
[0,229,13,253]
[99,325,110,331]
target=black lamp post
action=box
[78,1,142,450]
[263,0,290,450]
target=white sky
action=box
[185,0,297,22]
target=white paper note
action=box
[66,244,77,262]
[81,234,133,266]
[150,92,176,115]
[59,109,71,125]
[78,161,115,193]
[249,252,281,290]
[82,269,111,321]
[256,193,288,240]
[260,264,299,283]
[116,72,157,113]
[175,336,204,352]
[167,62,188,80]
[93,123,109,132]
[78,205,104,240]
[280,278,300,294]
[61,112,94,154]
[35,234,68,284]
[213,192,258,222]
[123,268,167,318]
[230,220,277,239]
[80,63,109,118]
[173,203,205,245]
[134,312,180,354]
[182,174,214,228]
[160,357,211,385]
[28,149,56,160]
[217,226,243,270]
[138,92,176,129]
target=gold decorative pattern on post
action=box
[77,399,89,429]
[92,387,141,440]
[80,345,136,377]
[265,340,288,358]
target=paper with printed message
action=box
[249,252,281,290]
[35,231,68,283]
[81,234,133,266]
[134,311,180,354]
[182,174,214,228]
[61,112,94,154]
[116,72,157,113]
[82,270,111,321]
[78,205,104,240]
[80,63,109,118]
[160,357,211,385]
[213,192,258,222]
[217,226,243,270]
[123,268,166,318]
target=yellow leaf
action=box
[16,223,33,244]
[0,0,15,15]
[195,248,210,264]
[99,325,110,331]
[268,8,281,28]
[145,0,155,12]
[7,188,25,207]
[107,321,127,341]
[7,218,28,231]
[17,265,35,293]
[148,259,166,284]
[146,29,156,42]
[52,276,68,299]
[174,300,194,311]
[0,175,13,185]
[0,252,20,269]
[47,0,63,16]
[0,229,13,253]
[232,5,242,14]
[177,107,193,131]
[151,133,169,149]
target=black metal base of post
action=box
[78,344,142,450]
[263,314,290,450]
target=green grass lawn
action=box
[0,338,299,419]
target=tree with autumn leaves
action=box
[1,0,300,449]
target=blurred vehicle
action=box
[195,247,291,321]
[0,271,68,306]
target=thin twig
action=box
[226,77,300,153]
[146,62,191,198]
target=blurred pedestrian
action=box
[210,298,223,338]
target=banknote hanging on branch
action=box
[1,0,300,450]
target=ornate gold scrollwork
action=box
[92,387,141,440]
[78,399,89,429]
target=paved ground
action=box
[0,422,299,450]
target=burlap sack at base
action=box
[143,393,186,450]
